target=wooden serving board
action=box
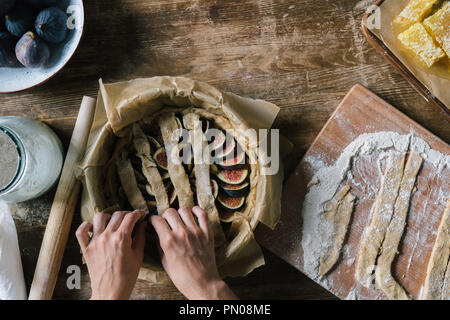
[255,84,450,300]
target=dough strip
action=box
[422,199,450,300]
[356,152,406,288]
[375,152,423,300]
[132,123,169,215]
[319,185,356,276]
[159,113,194,209]
[184,114,226,247]
[117,152,148,211]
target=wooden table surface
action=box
[1,0,449,300]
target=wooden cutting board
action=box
[255,84,450,300]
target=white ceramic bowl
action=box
[0,0,84,93]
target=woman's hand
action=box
[76,210,147,300]
[150,206,237,300]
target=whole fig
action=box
[0,32,18,67]
[15,31,49,68]
[0,0,15,15]
[25,0,57,9]
[35,7,67,43]
[5,5,34,37]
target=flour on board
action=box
[301,131,450,289]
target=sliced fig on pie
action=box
[217,146,245,168]
[215,167,248,185]
[211,179,219,199]
[217,192,245,211]
[214,136,236,159]
[219,181,249,197]
[153,147,168,170]
[206,129,226,152]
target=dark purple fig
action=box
[0,0,15,15]
[153,147,168,170]
[219,180,249,197]
[35,7,68,44]
[217,192,245,211]
[25,0,57,8]
[211,179,219,199]
[15,31,50,68]
[0,33,18,67]
[5,6,34,37]
[215,167,248,185]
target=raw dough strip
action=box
[375,152,423,300]
[356,152,406,288]
[117,152,148,212]
[319,185,356,276]
[185,114,226,247]
[132,124,169,215]
[159,113,194,209]
[422,199,450,300]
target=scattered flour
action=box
[301,131,449,287]
[346,257,356,267]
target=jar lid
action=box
[0,128,21,191]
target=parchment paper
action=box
[367,0,450,107]
[77,76,284,282]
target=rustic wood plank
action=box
[1,0,449,299]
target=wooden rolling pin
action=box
[28,96,96,300]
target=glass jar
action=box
[0,116,64,203]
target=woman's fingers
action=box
[120,210,145,236]
[93,212,111,237]
[192,206,211,238]
[106,211,128,232]
[76,221,93,253]
[178,207,197,230]
[162,208,184,231]
[150,214,172,242]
